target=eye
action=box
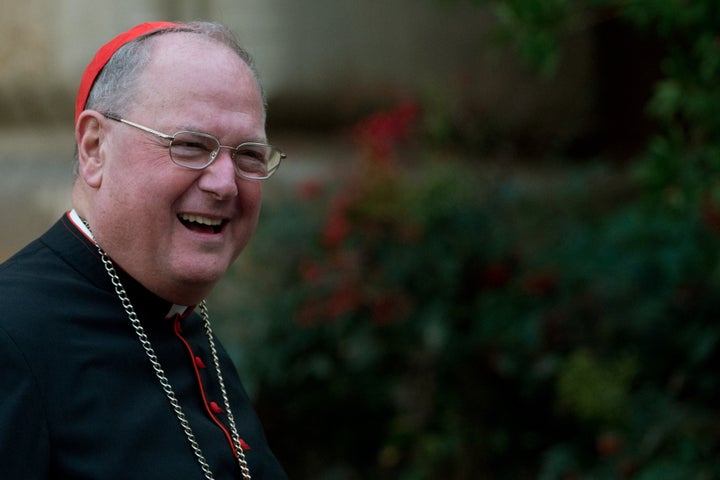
[233,144,270,176]
[235,145,267,163]
[170,132,218,161]
[235,145,268,166]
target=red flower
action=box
[353,101,420,161]
[522,270,558,297]
[479,262,511,289]
[297,259,323,285]
[321,193,357,249]
[596,432,624,457]
[371,292,414,326]
[326,285,362,318]
[294,299,325,327]
[321,213,350,249]
[701,192,720,235]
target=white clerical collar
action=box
[68,209,190,318]
[69,208,93,239]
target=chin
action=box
[164,265,226,300]
[162,279,217,306]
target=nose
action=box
[196,147,238,199]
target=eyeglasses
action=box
[103,112,285,180]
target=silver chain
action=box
[85,221,251,480]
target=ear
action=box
[75,110,106,188]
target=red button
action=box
[209,401,223,414]
[194,356,206,369]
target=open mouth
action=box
[178,213,226,234]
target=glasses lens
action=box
[233,143,281,179]
[170,132,220,168]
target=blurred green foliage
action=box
[461,0,720,213]
[208,1,720,478]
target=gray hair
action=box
[86,21,265,115]
[75,21,266,175]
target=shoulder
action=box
[0,224,113,354]
[0,237,75,318]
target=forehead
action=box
[128,33,265,131]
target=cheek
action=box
[103,170,193,236]
[241,182,263,216]
[233,183,263,237]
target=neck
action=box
[68,209,191,317]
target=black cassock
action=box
[0,213,287,479]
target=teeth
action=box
[179,214,222,226]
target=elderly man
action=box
[0,21,287,479]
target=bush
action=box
[208,1,720,477]
[208,96,720,478]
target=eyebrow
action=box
[177,124,268,144]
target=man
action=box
[0,21,287,479]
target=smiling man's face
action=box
[84,32,266,305]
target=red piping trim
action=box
[61,212,102,259]
[172,316,247,458]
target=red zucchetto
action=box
[75,21,180,123]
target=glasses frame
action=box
[103,112,285,180]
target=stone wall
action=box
[0,0,596,144]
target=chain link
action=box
[87,220,251,479]
[200,303,253,480]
